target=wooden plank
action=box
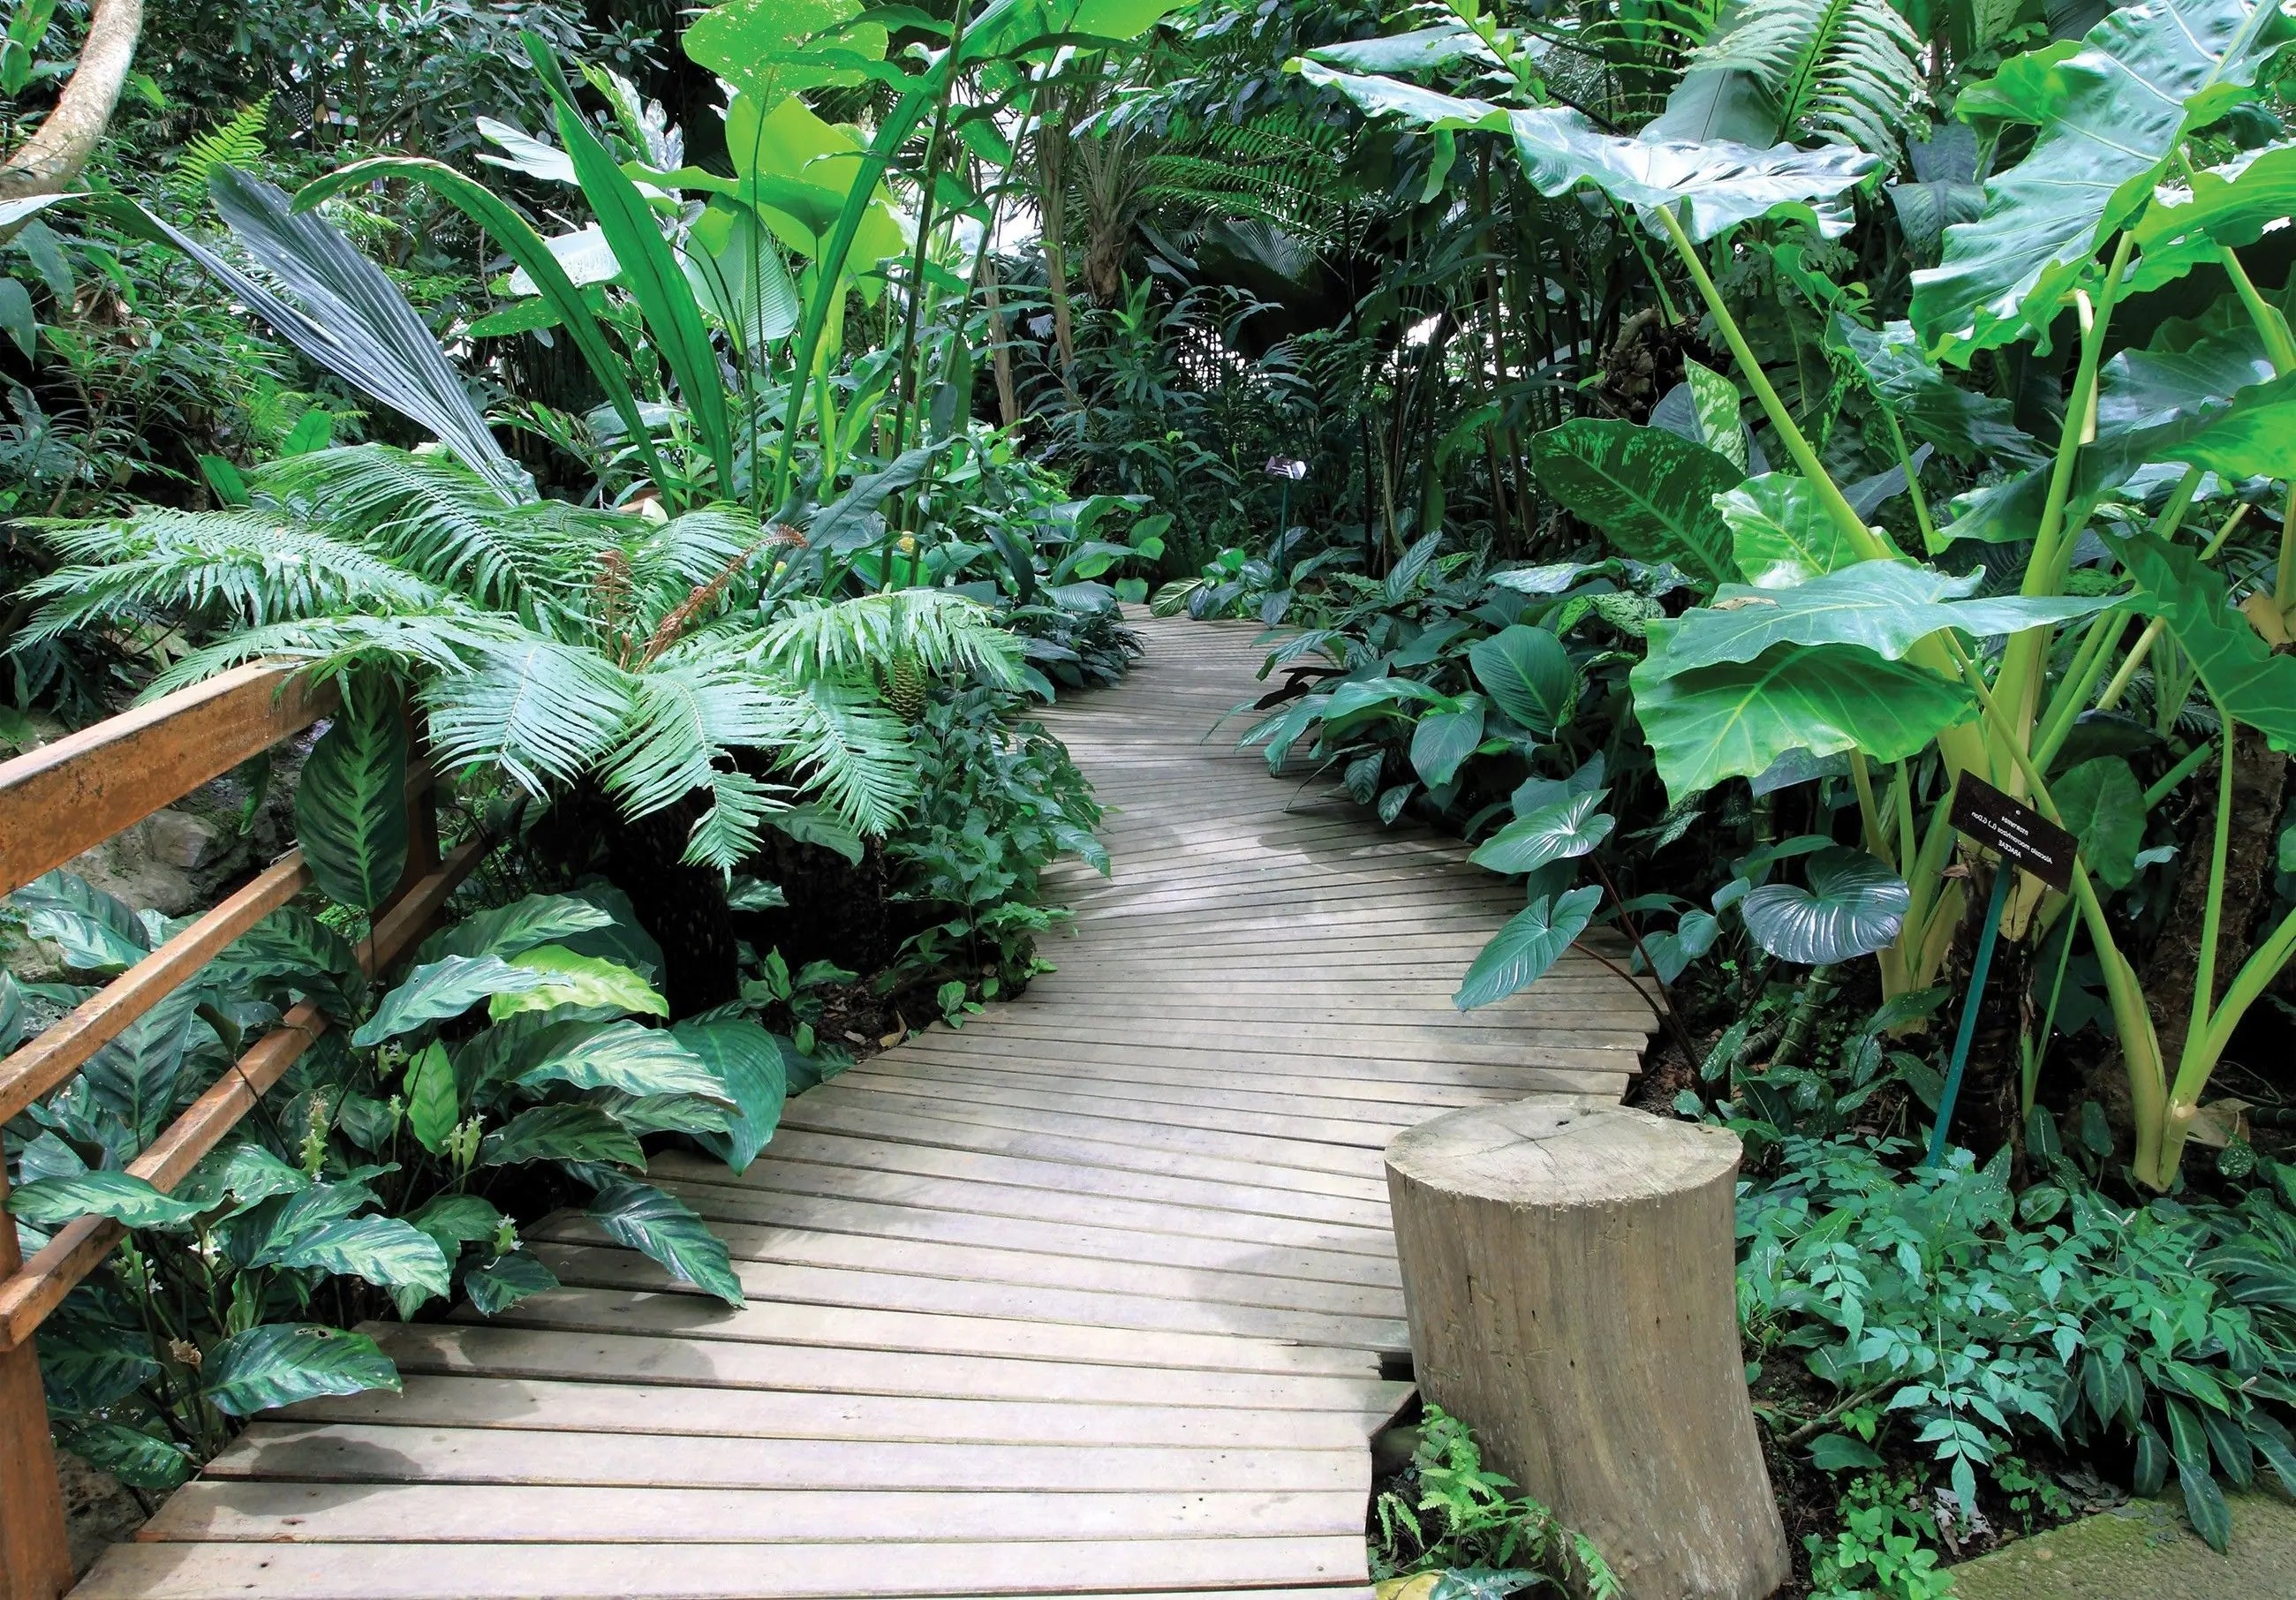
[139,1481,1366,1543]
[0,662,334,895]
[75,1536,1372,1598]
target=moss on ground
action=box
[1948,1492,2296,1598]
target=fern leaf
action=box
[170,98,271,208]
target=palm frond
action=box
[17,509,453,645]
[758,591,1023,690]
[258,446,598,634]
[421,638,634,795]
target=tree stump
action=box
[1386,1097,1787,1600]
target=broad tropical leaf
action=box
[490,947,668,1021]
[2117,532,2296,750]
[1410,698,1486,789]
[587,1181,745,1306]
[674,1015,790,1172]
[1741,847,1909,963]
[202,1324,400,1416]
[351,955,556,1047]
[1454,887,1603,1010]
[515,1020,725,1098]
[418,893,616,965]
[480,1103,646,1169]
[1528,420,1742,586]
[1642,562,2106,680]
[295,683,410,912]
[8,1172,206,1230]
[1909,0,2291,357]
[1468,626,1575,736]
[403,1040,459,1155]
[5,870,147,972]
[251,1213,452,1297]
[1469,792,1615,876]
[1630,639,1978,799]
[464,1249,561,1315]
[1833,318,2041,464]
[2057,757,2146,888]
[1718,475,1860,587]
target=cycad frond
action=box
[259,446,597,633]
[420,638,634,795]
[604,653,804,822]
[140,612,517,698]
[776,680,920,839]
[18,510,453,644]
[1689,0,1926,158]
[759,591,1023,689]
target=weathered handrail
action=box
[0,665,479,1600]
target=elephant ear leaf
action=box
[2056,758,2146,889]
[1528,419,1743,588]
[1741,847,1908,964]
[1909,0,2292,359]
[2118,530,2296,750]
[1454,887,1603,1010]
[296,683,410,913]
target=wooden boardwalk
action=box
[77,616,1657,1600]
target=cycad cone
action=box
[884,652,926,721]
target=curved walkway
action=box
[78,616,1657,1600]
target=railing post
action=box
[0,1166,73,1600]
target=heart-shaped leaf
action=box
[1469,791,1614,876]
[1454,886,1603,1010]
[1741,847,1909,965]
[2056,757,2146,888]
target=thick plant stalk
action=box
[0,0,143,210]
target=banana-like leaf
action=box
[1719,475,1858,587]
[295,685,409,913]
[295,156,670,494]
[674,1015,789,1172]
[1454,887,1603,1010]
[1630,639,1977,800]
[1909,0,2290,358]
[480,1103,646,1169]
[1290,63,1880,240]
[1469,790,1615,876]
[516,1019,724,1098]
[587,1181,745,1306]
[523,35,735,488]
[2117,531,2296,750]
[140,170,528,497]
[1641,562,2107,681]
[201,1324,400,1416]
[1741,846,1908,963]
[1528,419,1742,587]
[350,955,556,1047]
[1468,626,1575,736]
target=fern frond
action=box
[758,591,1023,690]
[170,98,271,208]
[17,509,453,644]
[258,446,597,633]
[682,767,788,875]
[421,638,634,795]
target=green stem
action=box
[2022,913,2079,1118]
[1848,750,1890,867]
[2142,740,2215,809]
[2031,607,2127,774]
[2185,698,2236,1079]
[1879,406,1940,554]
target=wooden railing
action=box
[0,666,483,1600]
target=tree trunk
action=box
[0,0,144,215]
[1037,125,1080,407]
[1386,1098,1788,1600]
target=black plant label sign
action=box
[1950,774,2077,893]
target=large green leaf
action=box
[464,1249,561,1315]
[1409,698,1486,789]
[1469,791,1615,876]
[202,1324,400,1416]
[516,1020,726,1098]
[351,955,555,1047]
[80,985,203,1147]
[1718,474,1860,588]
[1641,562,2106,681]
[251,1213,452,1297]
[480,1103,646,1169]
[1454,887,1603,1010]
[1291,64,1880,240]
[2117,532,2296,750]
[296,684,409,913]
[61,1421,192,1491]
[1741,847,1909,964]
[1630,639,1978,800]
[214,908,365,1015]
[1909,0,2290,358]
[683,0,887,101]
[403,1040,459,1156]
[2057,757,2146,888]
[417,892,615,965]
[1528,420,1742,586]
[7,870,148,972]
[490,947,668,1021]
[1467,626,1575,736]
[675,1016,789,1172]
[8,1171,206,1230]
[2129,141,2296,292]
[587,1181,745,1306]
[524,35,734,485]
[1833,318,2041,464]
